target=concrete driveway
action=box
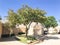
[0,34,60,45]
[35,34,60,45]
[0,36,26,45]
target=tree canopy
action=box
[8,10,19,27]
[7,5,58,28]
[7,5,47,27]
[17,5,47,24]
[44,16,58,27]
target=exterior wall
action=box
[2,24,26,35]
[16,24,26,33]
[48,27,58,34]
[2,25,10,35]
[0,22,27,38]
[0,22,2,38]
[27,22,36,36]
[19,24,26,33]
[27,22,44,36]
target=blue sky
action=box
[0,0,60,24]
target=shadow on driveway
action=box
[0,36,17,42]
[44,36,60,40]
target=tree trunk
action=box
[26,21,32,38]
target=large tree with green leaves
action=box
[8,5,47,27]
[7,5,47,37]
[44,16,58,28]
[8,9,22,27]
[17,5,47,24]
[17,5,47,37]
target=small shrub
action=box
[27,36,36,40]
[16,35,37,43]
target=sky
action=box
[0,0,60,24]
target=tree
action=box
[44,16,58,28]
[17,5,47,37]
[7,5,47,37]
[17,5,47,24]
[8,9,21,27]
[8,5,47,26]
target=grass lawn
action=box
[16,35,37,44]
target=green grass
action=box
[17,35,36,43]
[19,37,28,43]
